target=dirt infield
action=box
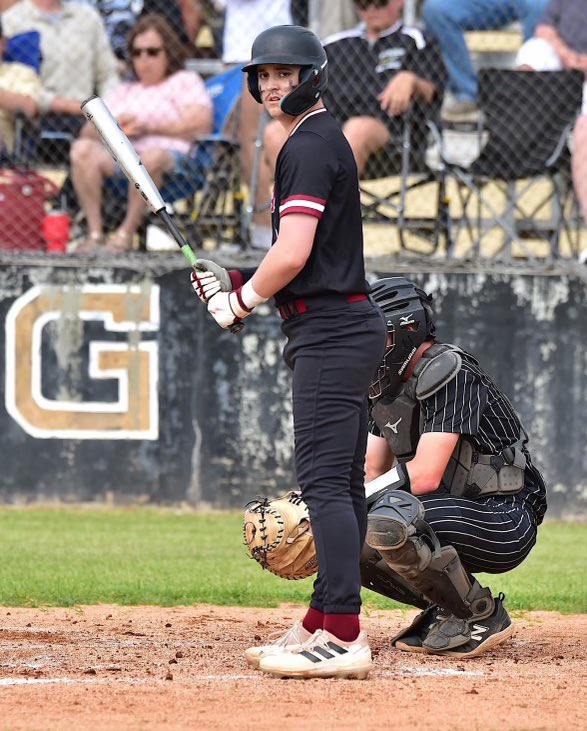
[0,604,585,731]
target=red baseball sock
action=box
[302,607,324,634]
[323,613,360,642]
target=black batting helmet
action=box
[242,25,328,116]
[369,277,436,400]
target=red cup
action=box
[43,211,71,253]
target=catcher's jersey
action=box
[370,348,547,522]
[270,108,368,306]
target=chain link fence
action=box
[0,0,585,260]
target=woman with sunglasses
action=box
[70,13,213,253]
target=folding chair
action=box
[359,107,449,255]
[434,69,584,260]
[183,64,244,249]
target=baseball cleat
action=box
[422,593,514,658]
[258,629,372,679]
[392,605,446,654]
[244,620,313,669]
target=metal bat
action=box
[80,95,244,335]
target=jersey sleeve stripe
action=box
[279,199,325,217]
[281,194,326,206]
[280,205,323,219]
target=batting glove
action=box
[190,259,232,303]
[208,281,268,330]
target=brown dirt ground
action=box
[0,604,585,731]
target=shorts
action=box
[113,148,203,179]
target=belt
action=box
[278,293,368,321]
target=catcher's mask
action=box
[369,277,436,401]
[242,25,328,116]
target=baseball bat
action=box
[80,95,244,335]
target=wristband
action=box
[241,279,269,310]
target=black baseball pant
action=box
[282,300,386,614]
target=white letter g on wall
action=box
[4,284,159,440]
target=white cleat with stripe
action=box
[244,621,313,669]
[258,629,372,679]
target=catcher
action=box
[245,276,547,665]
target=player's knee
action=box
[365,489,426,552]
[140,148,170,171]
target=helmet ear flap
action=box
[280,66,324,116]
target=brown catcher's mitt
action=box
[243,491,318,580]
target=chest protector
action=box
[371,344,526,498]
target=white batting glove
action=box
[207,281,268,330]
[190,259,232,304]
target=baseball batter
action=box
[362,276,547,657]
[191,25,387,679]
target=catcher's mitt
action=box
[243,491,318,580]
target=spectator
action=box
[265,0,446,180]
[72,1,139,64]
[514,0,587,225]
[141,0,201,52]
[222,0,293,249]
[2,0,118,143]
[0,17,41,155]
[73,1,201,64]
[422,0,549,122]
[69,14,213,253]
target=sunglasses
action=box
[131,46,165,59]
[354,0,390,9]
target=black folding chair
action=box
[359,107,449,255]
[433,69,584,260]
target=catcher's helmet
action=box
[242,25,328,116]
[369,277,436,400]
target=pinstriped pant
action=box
[419,490,539,574]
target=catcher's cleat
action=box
[258,629,372,679]
[244,621,313,669]
[392,605,447,654]
[422,593,514,658]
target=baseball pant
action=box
[420,490,539,573]
[282,300,387,614]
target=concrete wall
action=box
[0,252,585,518]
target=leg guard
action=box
[360,545,429,610]
[365,490,493,619]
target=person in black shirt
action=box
[321,0,446,176]
[363,276,547,658]
[262,0,446,181]
[191,24,387,680]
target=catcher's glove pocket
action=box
[243,491,318,580]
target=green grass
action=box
[0,507,585,612]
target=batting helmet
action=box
[242,25,328,116]
[369,277,436,400]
